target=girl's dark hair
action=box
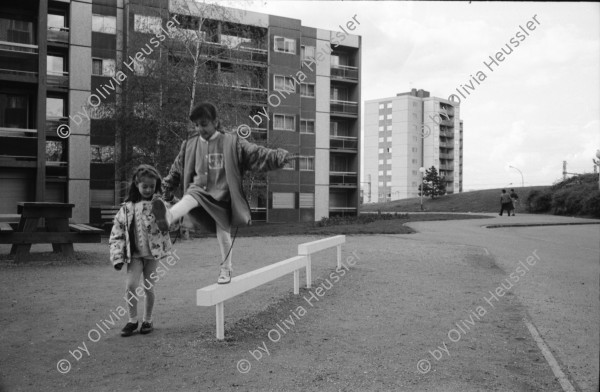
[125,164,163,203]
[189,102,221,131]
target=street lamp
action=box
[508,165,524,188]
[419,167,426,211]
[595,150,600,190]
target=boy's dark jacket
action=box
[162,131,290,232]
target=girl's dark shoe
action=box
[121,321,138,337]
[151,199,170,232]
[140,321,153,335]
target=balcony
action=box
[439,164,453,171]
[439,152,454,160]
[196,41,268,65]
[330,64,358,82]
[47,71,69,90]
[330,136,358,152]
[440,119,454,127]
[330,100,358,117]
[330,171,357,188]
[48,27,69,45]
[0,41,38,82]
[439,106,454,116]
[46,118,69,135]
[439,141,454,148]
[0,127,38,168]
[439,131,454,138]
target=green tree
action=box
[421,166,446,199]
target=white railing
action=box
[197,235,346,340]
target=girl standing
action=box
[109,164,173,337]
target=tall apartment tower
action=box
[364,89,463,203]
[0,0,361,224]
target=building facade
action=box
[0,0,361,224]
[364,89,462,203]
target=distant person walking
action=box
[499,189,514,216]
[509,188,519,216]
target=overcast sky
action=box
[213,0,599,190]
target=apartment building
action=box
[364,89,463,203]
[0,0,361,224]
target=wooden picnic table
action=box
[0,202,102,262]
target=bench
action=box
[197,235,346,340]
[100,206,120,231]
[0,202,103,262]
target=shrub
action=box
[315,213,408,227]
[526,189,552,213]
[582,189,600,218]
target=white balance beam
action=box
[197,255,307,339]
[297,235,345,288]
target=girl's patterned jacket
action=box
[109,200,173,267]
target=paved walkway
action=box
[405,213,600,391]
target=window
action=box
[273,192,294,209]
[412,170,418,176]
[379,126,384,132]
[46,140,66,162]
[378,160,383,164]
[388,113,392,119]
[387,147,392,153]
[300,83,315,97]
[378,148,383,153]
[92,15,116,34]
[378,171,383,175]
[378,103,384,109]
[283,160,296,170]
[299,193,314,208]
[378,181,383,186]
[330,87,348,101]
[0,17,35,45]
[46,97,64,119]
[386,102,392,108]
[134,14,162,34]
[378,137,383,142]
[273,114,295,131]
[330,55,339,66]
[274,75,296,92]
[300,119,315,134]
[47,55,64,75]
[274,36,296,54]
[90,145,115,163]
[92,58,115,76]
[48,13,66,30]
[221,34,252,49]
[301,45,315,60]
[299,156,314,171]
[0,94,29,128]
[379,115,384,120]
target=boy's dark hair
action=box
[189,102,222,131]
[510,188,515,192]
[190,102,216,121]
[502,189,506,193]
[125,164,163,203]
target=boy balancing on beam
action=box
[152,102,301,284]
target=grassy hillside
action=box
[360,186,548,213]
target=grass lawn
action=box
[360,186,548,213]
[188,213,492,238]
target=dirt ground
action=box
[0,230,563,392]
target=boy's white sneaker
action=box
[217,269,231,284]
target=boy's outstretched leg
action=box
[152,194,198,231]
[216,222,232,284]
